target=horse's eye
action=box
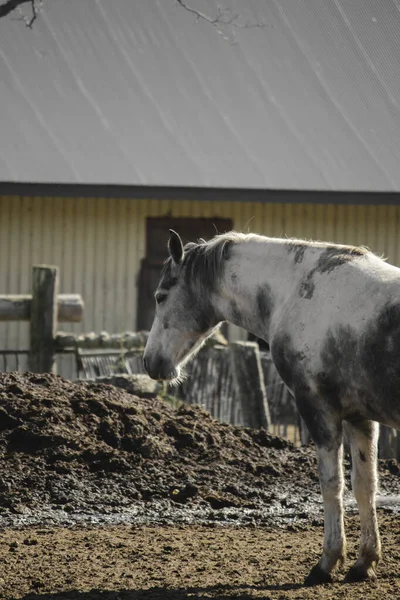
[155,293,167,305]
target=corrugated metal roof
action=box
[0,0,399,191]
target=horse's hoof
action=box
[344,564,377,583]
[304,564,333,586]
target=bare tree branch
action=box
[175,0,268,31]
[0,0,39,26]
[26,0,37,27]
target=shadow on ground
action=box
[19,582,305,600]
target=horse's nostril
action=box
[143,355,172,380]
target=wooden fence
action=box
[176,342,272,431]
[0,265,83,372]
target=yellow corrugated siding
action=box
[1,196,400,376]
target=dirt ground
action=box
[0,372,399,599]
[1,515,400,600]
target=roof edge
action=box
[0,182,399,205]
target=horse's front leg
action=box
[344,420,381,581]
[305,441,346,585]
[297,402,346,585]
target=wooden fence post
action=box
[229,341,271,430]
[29,265,59,373]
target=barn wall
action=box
[0,196,399,377]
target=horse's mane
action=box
[178,232,262,290]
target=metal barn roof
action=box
[0,0,400,191]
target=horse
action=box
[143,228,400,585]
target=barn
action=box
[0,0,400,378]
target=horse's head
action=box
[143,230,222,381]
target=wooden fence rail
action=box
[0,294,83,322]
[55,330,147,351]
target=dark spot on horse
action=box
[271,333,307,393]
[230,273,238,283]
[294,246,306,264]
[186,288,218,333]
[295,391,339,449]
[317,325,360,415]
[299,272,315,299]
[270,327,340,448]
[360,302,400,424]
[316,246,367,275]
[195,309,213,332]
[256,285,274,324]
[359,451,366,462]
[230,301,242,326]
[298,244,367,301]
[287,242,307,264]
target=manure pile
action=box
[0,372,397,528]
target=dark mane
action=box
[157,237,233,293]
[182,238,233,291]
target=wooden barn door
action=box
[137,217,232,331]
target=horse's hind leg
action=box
[344,420,381,582]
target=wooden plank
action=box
[57,294,84,322]
[29,265,59,373]
[229,341,271,429]
[55,330,148,351]
[0,294,83,322]
[0,296,31,321]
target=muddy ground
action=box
[0,372,399,599]
[1,515,400,600]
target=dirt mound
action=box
[0,372,397,529]
[0,371,322,522]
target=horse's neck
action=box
[215,239,298,340]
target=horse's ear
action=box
[168,229,184,265]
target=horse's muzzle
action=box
[142,354,177,381]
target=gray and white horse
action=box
[143,229,400,585]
